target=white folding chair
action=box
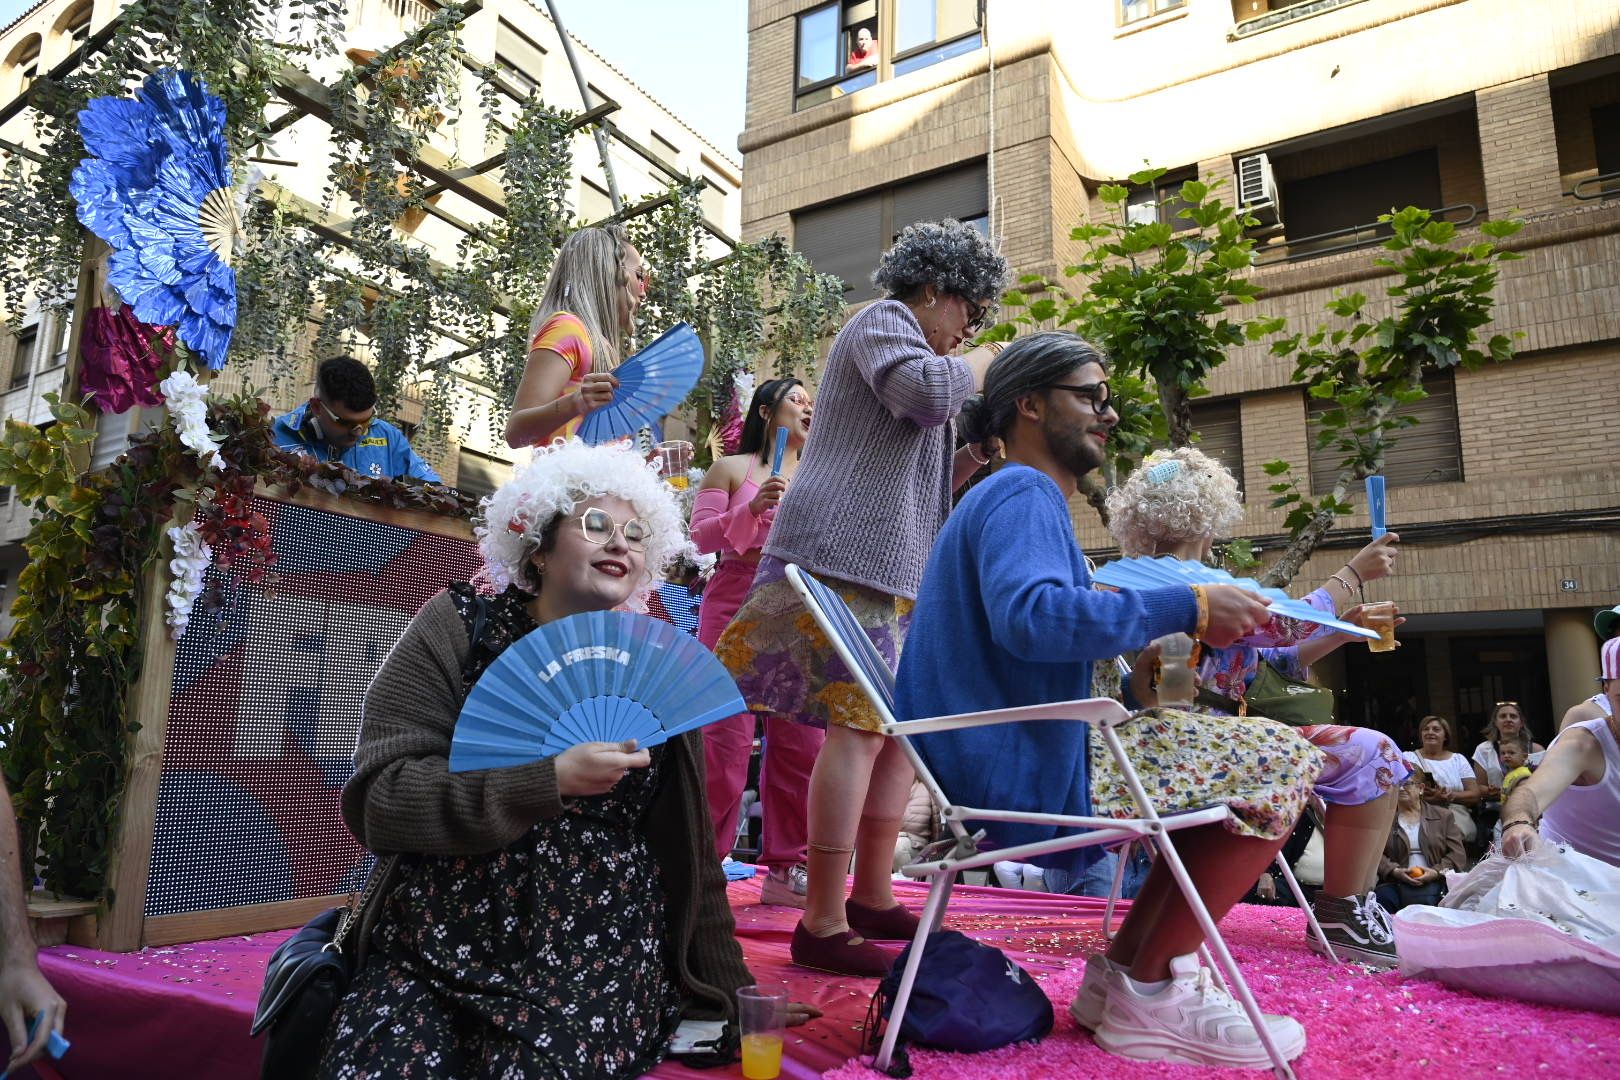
[786,564,1300,1080]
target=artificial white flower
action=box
[164,521,212,639]
[158,370,226,470]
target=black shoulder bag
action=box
[250,592,491,1079]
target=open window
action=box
[795,2,878,110]
[891,0,981,77]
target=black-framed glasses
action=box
[314,397,372,435]
[1047,380,1113,415]
[962,297,989,334]
[578,506,652,551]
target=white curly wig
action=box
[475,439,686,611]
[1106,447,1245,557]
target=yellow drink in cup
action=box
[1362,600,1398,653]
[736,984,787,1080]
[741,1033,784,1079]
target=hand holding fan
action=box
[1092,556,1378,639]
[449,610,746,772]
[577,323,705,446]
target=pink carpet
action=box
[33,878,1620,1079]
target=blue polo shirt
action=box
[271,403,441,483]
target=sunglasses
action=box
[314,397,372,435]
[577,506,653,551]
[1047,380,1113,415]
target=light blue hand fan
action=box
[1092,556,1379,639]
[448,610,746,772]
[577,322,705,445]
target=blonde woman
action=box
[504,225,650,447]
[1109,447,1412,967]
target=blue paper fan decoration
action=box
[70,69,238,370]
[449,610,746,773]
[1093,556,1379,639]
[577,323,704,445]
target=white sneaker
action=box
[1093,953,1307,1068]
[1067,953,1118,1030]
[992,860,1025,890]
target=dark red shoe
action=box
[790,920,894,977]
[845,898,921,941]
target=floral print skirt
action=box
[316,753,681,1080]
[1296,724,1411,807]
[714,558,913,732]
[1089,708,1323,841]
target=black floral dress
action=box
[318,584,683,1079]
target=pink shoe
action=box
[845,897,921,941]
[790,921,895,977]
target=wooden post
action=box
[92,550,180,950]
[60,234,109,475]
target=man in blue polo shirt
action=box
[272,356,440,482]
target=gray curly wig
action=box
[872,219,1009,304]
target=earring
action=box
[927,296,937,308]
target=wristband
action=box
[1501,819,1536,832]
[1343,563,1364,588]
[1190,585,1210,640]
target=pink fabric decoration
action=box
[78,303,173,414]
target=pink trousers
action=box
[699,557,822,868]
[702,710,824,869]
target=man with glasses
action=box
[272,356,440,483]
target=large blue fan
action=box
[1092,556,1379,639]
[577,322,705,445]
[449,610,745,772]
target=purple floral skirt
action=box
[714,558,912,733]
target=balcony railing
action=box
[1571,171,1620,201]
[1253,203,1478,266]
[1230,0,1369,39]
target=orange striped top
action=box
[528,311,594,441]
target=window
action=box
[793,161,987,302]
[892,0,981,75]
[1189,399,1245,493]
[44,316,68,369]
[1307,373,1461,494]
[58,0,91,48]
[9,35,41,93]
[1281,149,1442,247]
[578,179,613,224]
[1120,0,1184,26]
[796,2,877,110]
[455,449,510,502]
[700,174,728,228]
[1126,168,1198,231]
[494,20,545,100]
[651,131,681,170]
[8,327,36,390]
[1593,103,1620,178]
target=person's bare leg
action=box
[1106,824,1287,981]
[848,737,916,911]
[1319,788,1396,898]
[801,724,883,937]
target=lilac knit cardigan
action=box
[762,299,974,600]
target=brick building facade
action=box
[741,0,1620,747]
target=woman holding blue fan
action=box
[504,225,649,447]
[692,377,821,903]
[1108,447,1412,967]
[319,440,816,1077]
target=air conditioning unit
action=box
[1236,152,1281,227]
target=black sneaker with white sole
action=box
[1309,891,1399,967]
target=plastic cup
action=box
[736,984,787,1080]
[655,440,693,489]
[1362,601,1398,653]
[1154,632,1196,706]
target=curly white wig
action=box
[475,439,686,611]
[1106,447,1244,557]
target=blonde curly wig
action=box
[1106,447,1244,557]
[475,439,686,611]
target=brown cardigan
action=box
[1379,802,1468,882]
[341,590,754,1022]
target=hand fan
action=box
[771,426,789,475]
[449,609,746,772]
[1366,475,1388,540]
[577,322,705,446]
[1092,556,1378,639]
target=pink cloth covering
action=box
[691,462,819,868]
[33,881,1620,1078]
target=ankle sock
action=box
[1126,972,1172,995]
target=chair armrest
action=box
[886,697,1130,737]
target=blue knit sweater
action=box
[894,465,1198,876]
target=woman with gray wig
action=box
[714,218,1010,975]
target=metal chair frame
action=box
[786,565,1301,1079]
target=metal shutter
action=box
[891,161,988,236]
[1189,399,1245,493]
[1308,373,1461,494]
[793,192,885,302]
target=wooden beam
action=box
[142,895,342,947]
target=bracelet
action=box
[1501,819,1536,832]
[966,444,990,466]
[1190,585,1210,639]
[1329,573,1357,594]
[1343,564,1364,588]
